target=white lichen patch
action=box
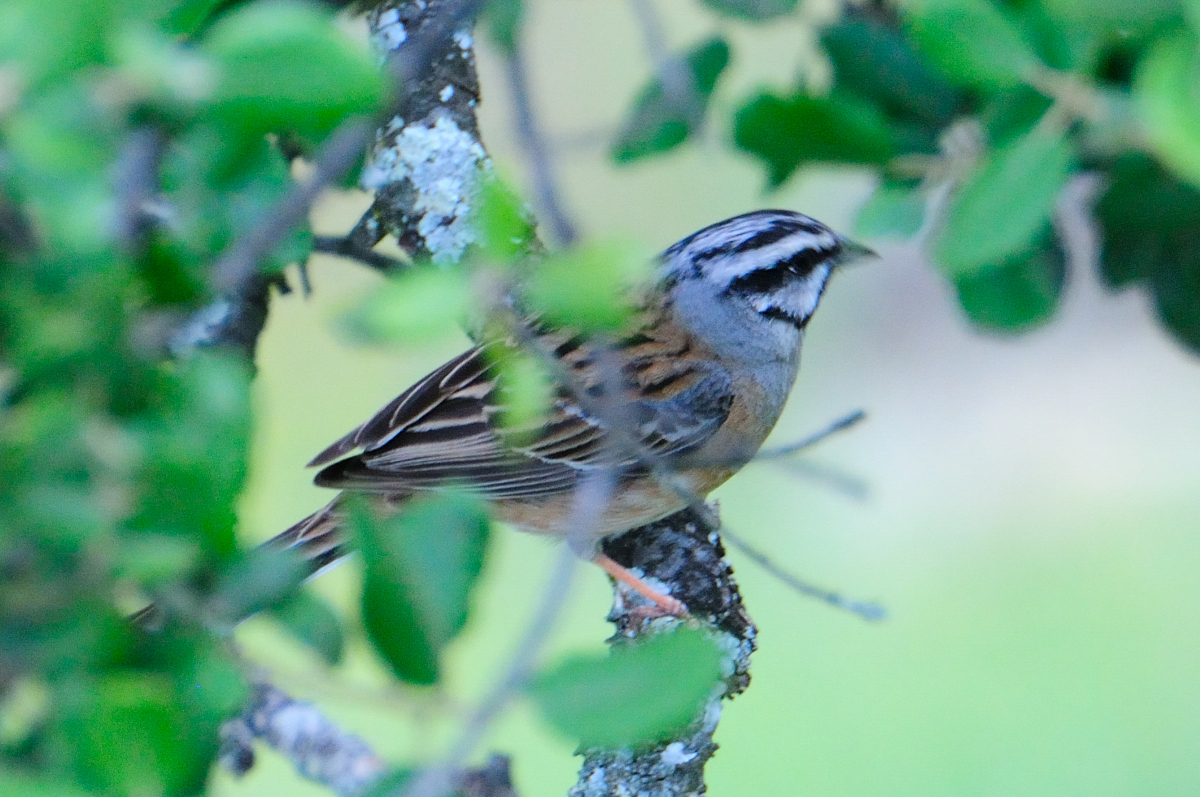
[362,114,489,264]
[439,84,455,102]
[453,28,473,51]
[660,742,697,767]
[375,8,407,50]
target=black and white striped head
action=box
[659,209,872,328]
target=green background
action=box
[218,1,1200,794]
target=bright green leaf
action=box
[352,494,491,684]
[733,89,896,187]
[529,628,724,747]
[475,176,538,262]
[491,350,555,435]
[933,125,1074,278]
[700,0,797,21]
[1042,0,1181,34]
[902,0,1043,90]
[1134,30,1200,188]
[0,0,114,87]
[270,588,345,665]
[525,242,651,332]
[0,771,93,797]
[954,233,1065,331]
[343,267,471,343]
[613,38,731,163]
[203,0,384,141]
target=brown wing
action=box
[309,322,733,500]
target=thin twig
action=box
[718,528,887,621]
[113,126,168,253]
[755,409,866,460]
[503,46,578,247]
[313,234,409,272]
[626,0,699,123]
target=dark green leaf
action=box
[1096,155,1200,353]
[954,231,1065,331]
[733,89,895,187]
[352,494,491,684]
[203,0,384,141]
[700,0,797,21]
[211,548,308,624]
[822,18,962,127]
[270,588,346,665]
[482,0,523,54]
[613,38,731,163]
[933,125,1074,278]
[1134,30,1200,188]
[978,87,1055,148]
[529,628,724,747]
[902,0,1043,90]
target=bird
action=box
[269,209,872,617]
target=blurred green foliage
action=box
[616,0,1200,354]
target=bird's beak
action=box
[836,236,878,266]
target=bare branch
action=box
[503,44,578,247]
[625,0,699,124]
[313,234,409,272]
[755,409,866,460]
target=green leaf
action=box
[203,0,384,141]
[529,628,724,747]
[1095,154,1200,353]
[343,267,471,343]
[902,0,1043,90]
[856,182,926,239]
[933,125,1074,278]
[211,547,308,624]
[352,493,491,684]
[822,18,962,127]
[0,770,93,797]
[270,588,345,665]
[1134,30,1200,188]
[1042,0,1181,34]
[67,673,215,796]
[490,350,555,435]
[525,242,651,332]
[700,0,797,21]
[613,38,731,163]
[475,176,538,262]
[131,353,253,561]
[0,0,115,87]
[482,0,523,54]
[954,232,1065,331]
[733,89,896,187]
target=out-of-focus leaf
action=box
[902,0,1043,90]
[1134,30,1200,188]
[856,182,926,239]
[491,350,555,435]
[0,0,114,87]
[933,125,1074,278]
[1096,155,1200,353]
[203,0,384,141]
[475,176,538,262]
[954,232,1065,331]
[67,673,215,796]
[343,267,471,343]
[734,89,896,187]
[525,242,650,332]
[612,38,730,163]
[482,0,523,54]
[351,493,491,684]
[1041,0,1181,34]
[0,771,92,797]
[700,0,797,21]
[822,18,962,127]
[116,535,201,584]
[270,588,345,665]
[130,352,252,561]
[978,87,1055,148]
[528,628,724,747]
[211,547,308,624]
